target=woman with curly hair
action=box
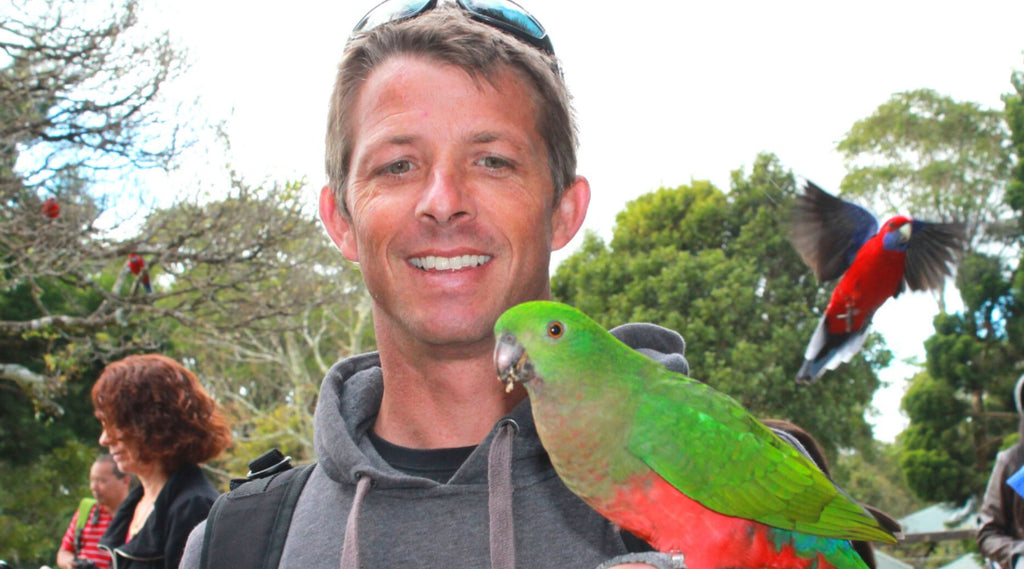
[92,354,231,569]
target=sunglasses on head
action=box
[352,0,554,56]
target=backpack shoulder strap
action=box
[73,497,97,554]
[199,452,316,569]
[75,497,97,531]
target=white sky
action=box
[142,0,1024,442]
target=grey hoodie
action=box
[180,322,689,569]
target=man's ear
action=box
[551,175,591,251]
[319,185,359,262]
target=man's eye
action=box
[384,161,412,175]
[479,156,511,169]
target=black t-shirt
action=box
[367,429,653,552]
[367,430,476,484]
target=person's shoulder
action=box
[165,467,219,518]
[995,444,1024,469]
[609,322,689,375]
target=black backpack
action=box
[199,449,315,569]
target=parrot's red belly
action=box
[824,247,905,334]
[594,472,838,569]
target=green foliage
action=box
[838,88,1011,248]
[956,252,1012,334]
[899,444,975,504]
[838,80,1024,506]
[833,442,925,518]
[1003,66,1024,219]
[553,153,884,454]
[0,439,97,567]
[899,304,1019,503]
[902,369,968,424]
[146,180,374,480]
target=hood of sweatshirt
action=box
[313,320,691,489]
[313,351,555,490]
[311,320,689,569]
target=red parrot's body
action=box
[42,198,60,219]
[789,183,965,383]
[820,217,910,336]
[127,254,152,294]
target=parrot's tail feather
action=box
[797,318,871,383]
[864,504,903,536]
[805,495,899,544]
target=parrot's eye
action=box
[547,321,564,339]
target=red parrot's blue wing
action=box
[789,182,877,282]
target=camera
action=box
[72,560,99,569]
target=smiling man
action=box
[56,455,131,569]
[319,53,589,451]
[181,2,687,568]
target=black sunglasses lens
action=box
[353,0,434,34]
[460,0,546,40]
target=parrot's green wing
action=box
[627,367,896,544]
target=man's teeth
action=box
[411,254,491,271]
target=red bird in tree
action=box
[41,198,60,219]
[127,254,152,294]
[788,182,966,383]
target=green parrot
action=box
[494,301,899,569]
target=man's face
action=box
[321,56,587,352]
[90,460,128,512]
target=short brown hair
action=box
[92,354,231,472]
[325,4,576,216]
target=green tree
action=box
[838,88,1012,250]
[553,153,886,454]
[0,439,95,566]
[1003,66,1024,222]
[1,0,188,412]
[833,441,925,519]
[0,0,185,197]
[0,2,376,562]
[148,180,374,476]
[893,69,1024,505]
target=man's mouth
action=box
[410,254,491,271]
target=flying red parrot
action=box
[41,198,60,219]
[127,254,152,294]
[788,182,966,383]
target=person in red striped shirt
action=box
[57,454,132,569]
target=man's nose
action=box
[415,167,475,226]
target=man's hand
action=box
[55,548,75,569]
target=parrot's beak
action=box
[495,332,535,393]
[898,222,912,242]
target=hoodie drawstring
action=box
[340,474,372,569]
[488,419,519,569]
[339,419,518,569]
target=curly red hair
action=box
[92,354,232,472]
